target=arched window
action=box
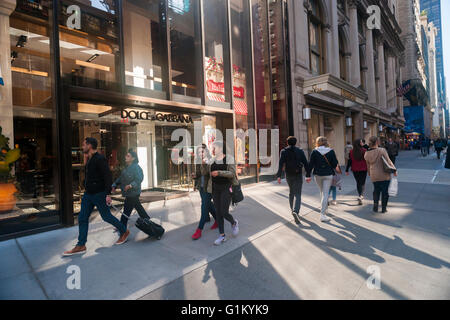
[339,30,348,81]
[337,0,346,14]
[308,0,325,75]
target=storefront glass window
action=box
[123,0,167,98]
[252,0,273,178]
[69,102,216,214]
[168,0,202,103]
[230,0,256,181]
[1,0,60,238]
[203,0,231,108]
[268,0,289,152]
[59,0,120,91]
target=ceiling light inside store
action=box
[9,28,42,39]
[39,39,84,49]
[81,49,110,56]
[77,103,112,114]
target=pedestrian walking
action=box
[364,136,398,213]
[276,136,309,224]
[344,141,353,168]
[362,139,369,150]
[345,139,368,205]
[435,139,443,159]
[63,137,130,256]
[111,149,151,228]
[420,138,428,157]
[191,144,218,240]
[385,138,399,165]
[208,141,239,245]
[328,185,337,206]
[306,136,341,222]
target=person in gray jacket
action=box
[111,149,150,227]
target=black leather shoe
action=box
[381,208,387,213]
[373,205,378,213]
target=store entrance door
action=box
[70,101,157,213]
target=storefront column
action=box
[398,66,404,117]
[348,0,361,87]
[387,54,396,109]
[325,25,335,76]
[330,0,340,77]
[377,39,387,109]
[0,0,16,143]
[365,28,376,104]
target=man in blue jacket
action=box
[277,136,309,224]
[63,137,130,256]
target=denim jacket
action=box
[112,162,143,197]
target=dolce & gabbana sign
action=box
[121,110,193,124]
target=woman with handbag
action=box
[208,141,239,245]
[191,144,218,240]
[306,136,341,222]
[364,136,398,213]
[345,139,368,205]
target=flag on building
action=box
[0,63,4,86]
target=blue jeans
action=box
[198,187,216,230]
[77,191,127,246]
[286,175,302,214]
[328,186,337,201]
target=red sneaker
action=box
[191,228,202,240]
[210,221,218,230]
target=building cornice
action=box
[0,0,16,16]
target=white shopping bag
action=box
[388,177,398,197]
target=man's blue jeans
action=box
[286,175,303,214]
[198,187,216,230]
[77,191,127,246]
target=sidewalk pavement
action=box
[1,152,449,300]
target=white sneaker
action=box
[231,220,239,237]
[214,235,227,246]
[320,214,331,222]
[331,200,337,205]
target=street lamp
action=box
[303,107,311,120]
[346,117,353,127]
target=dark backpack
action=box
[285,147,302,175]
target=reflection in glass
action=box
[169,0,202,102]
[123,0,166,97]
[203,0,230,108]
[1,0,60,237]
[59,0,120,90]
[269,0,289,152]
[231,0,256,181]
[252,0,274,177]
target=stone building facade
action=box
[398,0,433,138]
[287,0,405,163]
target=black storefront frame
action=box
[2,0,293,240]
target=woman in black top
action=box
[306,136,341,222]
[207,141,239,245]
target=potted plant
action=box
[0,126,20,213]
